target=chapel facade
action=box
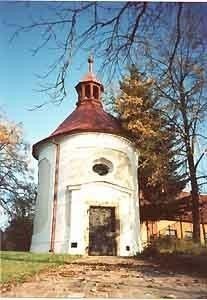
[30,57,142,256]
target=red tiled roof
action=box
[32,100,123,158]
[179,193,207,223]
[51,100,122,137]
[140,191,207,224]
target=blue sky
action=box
[0,1,206,190]
[0,2,105,179]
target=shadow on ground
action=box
[70,253,207,278]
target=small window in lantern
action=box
[85,84,90,98]
[93,85,99,99]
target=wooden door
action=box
[89,206,117,255]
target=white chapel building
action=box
[31,57,142,256]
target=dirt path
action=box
[1,256,207,298]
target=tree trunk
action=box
[180,96,200,244]
[202,221,206,246]
[186,143,201,243]
[201,205,206,245]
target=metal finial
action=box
[88,55,94,73]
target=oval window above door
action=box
[92,158,113,176]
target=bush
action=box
[3,217,33,251]
[142,236,207,256]
[141,242,160,257]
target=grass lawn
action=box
[0,251,79,285]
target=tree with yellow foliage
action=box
[115,66,186,220]
[0,111,36,220]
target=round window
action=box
[92,158,113,176]
[93,163,109,176]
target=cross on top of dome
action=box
[88,55,94,73]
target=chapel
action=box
[30,57,142,256]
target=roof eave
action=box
[32,128,127,159]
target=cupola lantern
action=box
[75,56,104,106]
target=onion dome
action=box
[33,56,122,159]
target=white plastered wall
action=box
[30,143,56,252]
[31,132,142,255]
